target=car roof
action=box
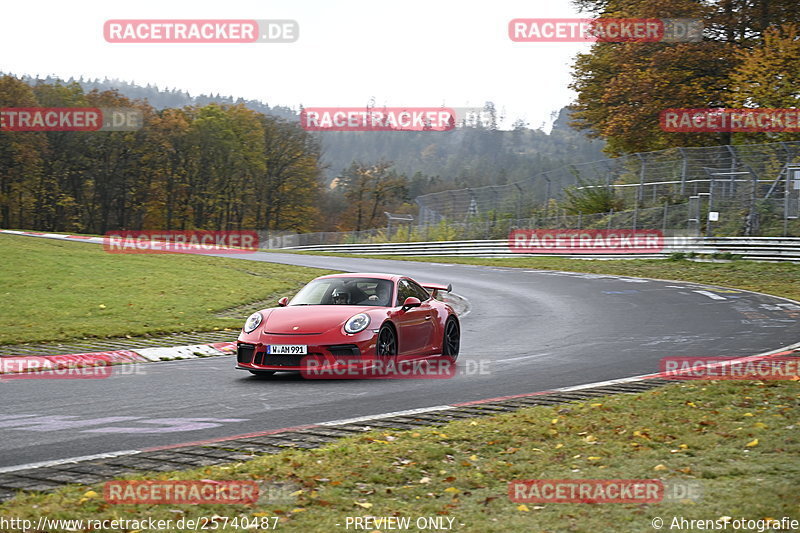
[314,273,404,282]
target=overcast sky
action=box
[2,0,592,131]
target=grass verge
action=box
[0,235,333,345]
[1,380,797,532]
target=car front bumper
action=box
[235,331,378,372]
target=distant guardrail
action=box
[283,237,800,262]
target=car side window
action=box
[396,280,413,306]
[396,279,429,306]
[408,280,431,302]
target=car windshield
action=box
[290,278,394,307]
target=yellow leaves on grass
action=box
[78,489,99,504]
[746,438,759,447]
[499,447,520,454]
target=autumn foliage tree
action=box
[0,76,45,229]
[569,0,799,154]
[729,23,800,142]
[337,161,409,231]
[0,76,324,233]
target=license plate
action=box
[267,345,307,355]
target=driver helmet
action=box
[375,283,392,305]
[331,288,350,304]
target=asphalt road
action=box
[2,251,799,469]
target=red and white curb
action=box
[0,342,236,375]
[0,229,106,244]
[0,229,252,253]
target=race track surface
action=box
[2,250,798,468]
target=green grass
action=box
[2,380,797,532]
[0,235,333,345]
[285,251,800,303]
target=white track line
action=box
[693,290,727,300]
[0,450,140,474]
[318,406,455,427]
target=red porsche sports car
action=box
[235,273,460,377]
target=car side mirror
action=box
[278,297,289,307]
[401,297,421,311]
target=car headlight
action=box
[243,312,263,333]
[344,313,370,334]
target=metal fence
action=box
[415,141,800,223]
[282,236,800,263]
[265,141,800,247]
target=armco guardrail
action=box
[284,237,800,262]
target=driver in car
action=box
[331,288,351,305]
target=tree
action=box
[729,23,800,142]
[257,116,323,232]
[0,76,45,229]
[569,0,798,154]
[31,80,90,230]
[730,23,800,107]
[338,161,408,231]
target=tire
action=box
[377,324,398,356]
[442,316,460,361]
[248,370,275,377]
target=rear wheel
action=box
[377,324,398,356]
[442,317,460,361]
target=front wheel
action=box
[377,324,398,356]
[442,317,460,361]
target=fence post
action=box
[543,175,552,222]
[785,166,791,237]
[514,183,523,220]
[745,170,759,236]
[706,178,715,238]
[636,153,646,206]
[678,147,687,195]
[725,145,738,196]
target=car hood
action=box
[261,305,375,334]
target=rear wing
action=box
[421,282,452,299]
